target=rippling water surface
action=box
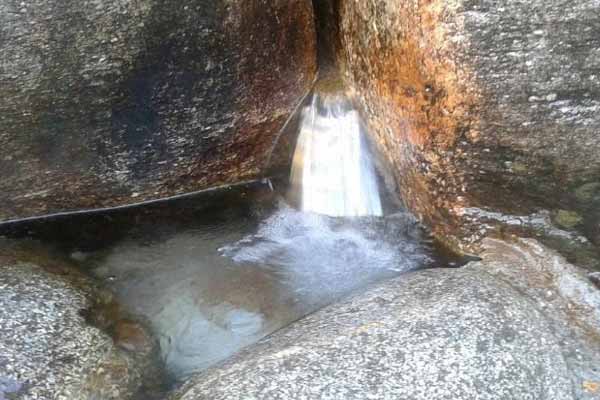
[87,193,431,380]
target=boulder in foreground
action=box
[0,240,156,399]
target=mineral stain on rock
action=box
[316,0,600,260]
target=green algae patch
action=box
[574,182,600,204]
[553,210,584,230]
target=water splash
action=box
[289,94,383,217]
[221,202,430,309]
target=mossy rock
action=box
[574,182,600,204]
[552,210,583,230]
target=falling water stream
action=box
[289,94,383,217]
[0,89,464,395]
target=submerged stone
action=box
[114,320,155,354]
[169,238,600,400]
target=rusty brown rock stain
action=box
[114,320,154,354]
[330,0,600,264]
[335,0,479,250]
[583,381,600,394]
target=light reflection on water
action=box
[88,197,431,381]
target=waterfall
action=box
[289,94,383,217]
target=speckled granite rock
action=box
[0,241,154,400]
[467,237,600,399]
[0,0,316,223]
[322,0,600,254]
[169,238,600,400]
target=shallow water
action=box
[0,182,460,387]
[85,196,430,381]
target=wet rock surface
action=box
[466,238,600,399]
[456,207,600,271]
[0,0,316,223]
[325,0,600,256]
[0,239,156,400]
[169,238,600,400]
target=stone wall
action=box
[329,0,600,259]
[0,0,317,222]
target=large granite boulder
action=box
[0,0,316,223]
[169,238,600,400]
[323,0,600,255]
[0,239,157,399]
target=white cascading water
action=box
[289,94,383,217]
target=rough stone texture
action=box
[0,0,317,223]
[0,239,155,400]
[169,238,600,400]
[467,237,600,400]
[327,0,600,254]
[455,207,600,271]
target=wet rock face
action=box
[467,238,600,400]
[170,238,600,400]
[0,240,156,399]
[0,0,316,223]
[330,0,600,252]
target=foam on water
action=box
[220,202,430,308]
